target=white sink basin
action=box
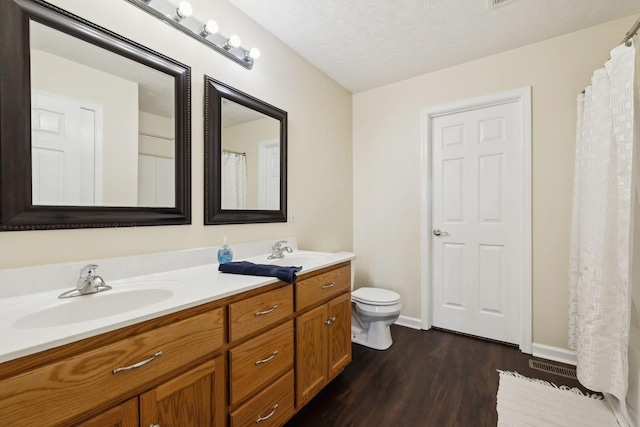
[13,280,186,329]
[252,251,333,267]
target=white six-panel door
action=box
[31,91,102,206]
[430,99,524,345]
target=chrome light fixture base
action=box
[125,0,257,69]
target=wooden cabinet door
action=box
[327,293,352,378]
[295,304,328,406]
[140,356,226,427]
[77,398,138,427]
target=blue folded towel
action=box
[218,261,303,284]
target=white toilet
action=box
[351,287,402,350]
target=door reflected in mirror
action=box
[30,20,176,208]
[221,99,280,210]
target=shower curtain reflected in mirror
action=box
[221,151,246,209]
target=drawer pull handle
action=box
[112,351,163,374]
[255,305,278,316]
[150,424,160,427]
[322,282,336,289]
[325,316,337,326]
[256,404,278,423]
[255,350,278,365]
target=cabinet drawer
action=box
[296,264,350,311]
[230,370,295,427]
[229,320,294,405]
[229,285,293,342]
[0,309,224,427]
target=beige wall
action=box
[0,0,352,269]
[353,14,640,349]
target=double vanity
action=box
[0,241,355,426]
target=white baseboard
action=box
[531,343,577,366]
[394,315,422,330]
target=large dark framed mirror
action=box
[0,0,191,231]
[204,76,287,224]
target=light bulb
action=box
[201,19,218,36]
[226,35,241,49]
[176,1,193,19]
[248,47,261,59]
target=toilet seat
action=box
[352,287,400,306]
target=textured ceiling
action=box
[228,0,640,93]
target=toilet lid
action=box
[352,287,400,306]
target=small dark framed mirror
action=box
[0,0,191,230]
[204,76,287,224]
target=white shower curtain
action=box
[569,41,636,406]
[221,152,246,209]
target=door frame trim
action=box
[419,87,532,353]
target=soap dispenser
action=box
[217,237,233,264]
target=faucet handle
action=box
[273,240,288,249]
[79,264,99,278]
[91,275,106,288]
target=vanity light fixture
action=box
[124,0,259,69]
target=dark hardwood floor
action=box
[285,326,586,427]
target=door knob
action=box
[433,229,448,236]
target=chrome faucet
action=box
[268,240,293,259]
[59,264,112,299]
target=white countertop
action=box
[0,249,355,364]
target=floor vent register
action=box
[528,359,577,379]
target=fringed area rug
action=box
[496,371,618,426]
